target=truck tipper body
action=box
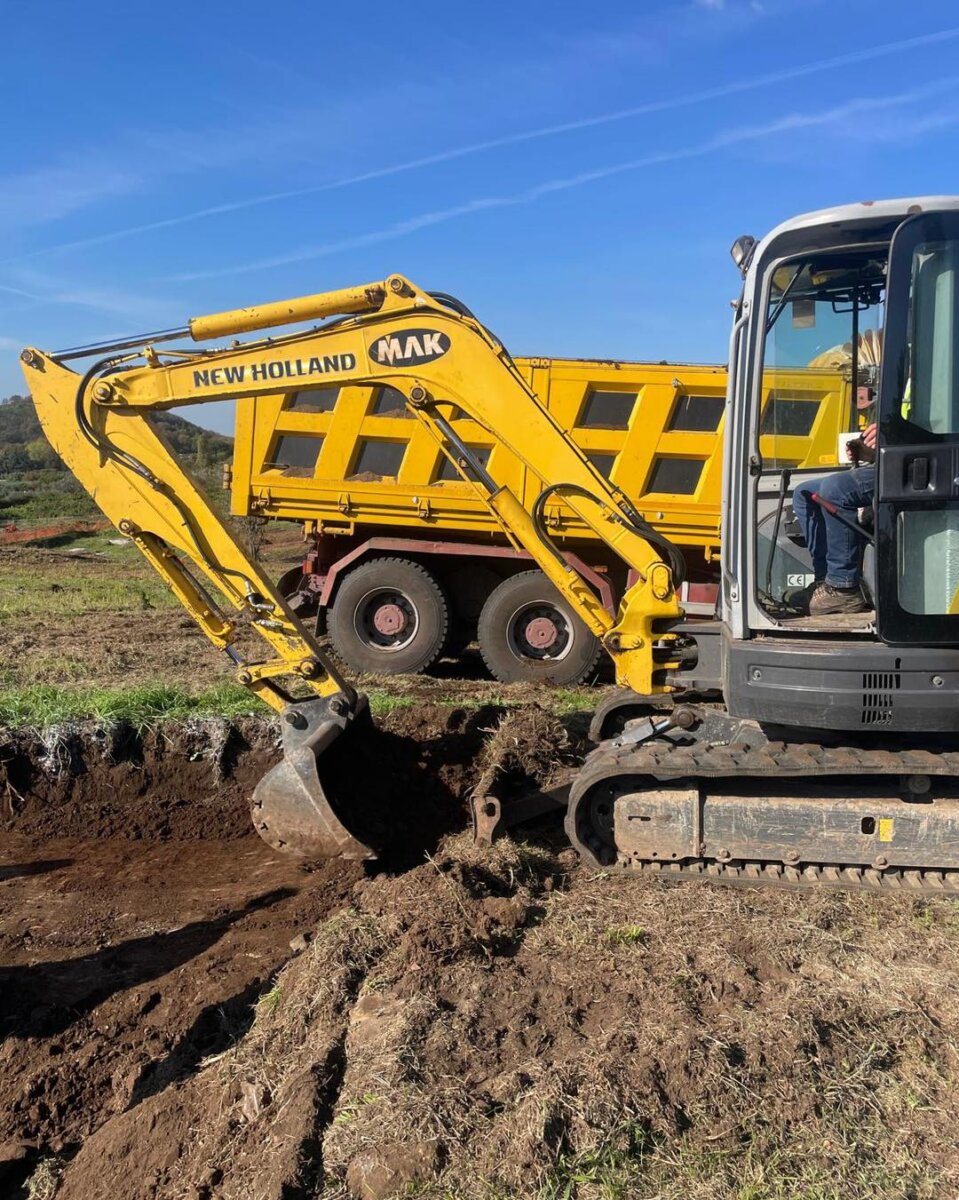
[227,356,853,681]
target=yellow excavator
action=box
[20,197,959,890]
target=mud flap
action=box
[252,693,377,861]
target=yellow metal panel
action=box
[233,357,851,565]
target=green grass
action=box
[0,681,488,729]
[603,923,648,946]
[366,689,417,714]
[537,1122,654,1200]
[0,565,177,617]
[0,681,258,729]
[257,985,284,1016]
[528,1118,940,1200]
[425,687,596,713]
[551,686,600,714]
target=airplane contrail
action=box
[170,80,959,282]
[5,24,959,267]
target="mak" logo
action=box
[369,328,451,367]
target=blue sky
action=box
[2,0,958,433]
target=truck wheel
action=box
[478,570,602,685]
[328,557,449,675]
[276,565,318,617]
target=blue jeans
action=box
[791,466,875,587]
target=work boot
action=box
[782,578,823,612]
[807,581,869,616]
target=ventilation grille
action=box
[860,661,901,725]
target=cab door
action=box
[877,210,959,644]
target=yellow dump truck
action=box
[228,357,853,683]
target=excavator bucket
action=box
[251,695,377,861]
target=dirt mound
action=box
[8,706,959,1198]
[54,836,959,1199]
[2,705,584,1196]
[472,702,585,798]
[0,832,364,1198]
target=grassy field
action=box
[0,536,599,728]
[0,539,179,619]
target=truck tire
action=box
[276,564,318,617]
[478,569,602,685]
[328,557,449,675]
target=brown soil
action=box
[0,705,499,855]
[50,845,959,1200]
[1,719,277,841]
[0,538,308,693]
[1,609,227,691]
[3,708,959,1198]
[0,705,553,1195]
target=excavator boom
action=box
[21,275,681,859]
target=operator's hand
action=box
[845,422,878,464]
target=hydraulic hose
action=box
[531,482,687,588]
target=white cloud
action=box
[0,163,141,231]
[1,266,177,325]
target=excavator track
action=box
[588,854,959,893]
[566,731,959,894]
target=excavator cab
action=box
[721,200,959,734]
[565,200,959,889]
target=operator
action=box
[788,415,876,616]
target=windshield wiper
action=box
[765,262,805,333]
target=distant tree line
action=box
[0,393,233,474]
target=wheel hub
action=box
[372,602,408,636]
[356,588,419,650]
[525,615,559,649]
[508,602,572,661]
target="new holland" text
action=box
[192,353,356,388]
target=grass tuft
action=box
[603,923,648,946]
[24,1157,62,1200]
[258,985,284,1017]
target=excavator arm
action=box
[21,275,683,859]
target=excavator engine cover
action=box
[252,694,376,861]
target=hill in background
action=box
[0,394,233,525]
